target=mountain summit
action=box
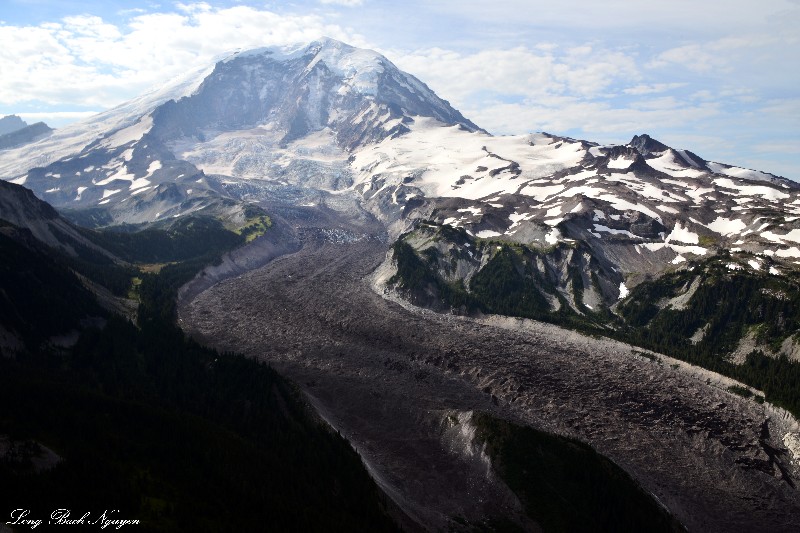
[150,37,482,149]
[1,37,799,279]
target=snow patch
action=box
[647,151,704,178]
[96,165,135,186]
[776,247,800,258]
[676,149,701,168]
[618,282,629,300]
[130,186,152,196]
[607,157,632,170]
[130,178,151,190]
[707,217,747,236]
[146,160,162,175]
[762,229,800,244]
[545,228,560,245]
[644,242,708,256]
[708,162,776,183]
[666,222,699,244]
[713,177,788,200]
[593,224,640,239]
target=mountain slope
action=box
[0,181,399,531]
[1,39,794,267]
[0,179,115,257]
[362,126,800,287]
[0,221,104,356]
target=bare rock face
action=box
[178,205,800,532]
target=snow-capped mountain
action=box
[351,120,800,282]
[0,38,480,223]
[1,38,799,293]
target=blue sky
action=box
[1,0,798,179]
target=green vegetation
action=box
[49,224,140,297]
[59,206,115,228]
[47,211,270,303]
[389,229,612,332]
[0,218,398,532]
[388,239,479,312]
[390,226,800,419]
[235,214,272,243]
[0,227,103,348]
[82,215,245,264]
[698,235,717,248]
[727,385,764,404]
[470,245,552,319]
[471,413,684,533]
[616,259,800,416]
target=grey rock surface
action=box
[179,206,800,532]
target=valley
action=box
[179,203,800,532]
[3,36,800,531]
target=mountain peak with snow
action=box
[174,36,483,147]
[0,37,798,285]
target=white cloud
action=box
[754,142,800,154]
[0,5,365,109]
[320,0,365,5]
[175,2,213,14]
[464,99,721,137]
[425,0,798,36]
[759,98,800,126]
[392,45,639,105]
[624,83,686,95]
[647,34,787,76]
[17,111,100,127]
